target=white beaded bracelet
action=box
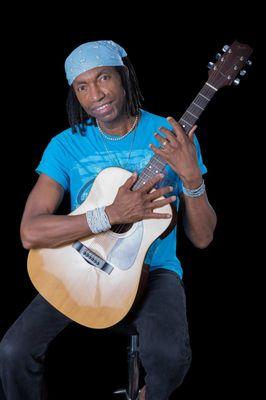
[86,206,111,234]
[182,179,206,197]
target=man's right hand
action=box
[105,172,176,225]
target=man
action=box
[0,40,217,399]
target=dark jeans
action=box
[0,268,192,400]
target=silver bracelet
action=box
[86,206,111,234]
[182,179,206,197]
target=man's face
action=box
[72,66,126,123]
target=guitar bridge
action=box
[72,241,114,274]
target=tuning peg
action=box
[233,78,240,85]
[239,69,247,76]
[215,52,222,60]
[222,45,230,52]
[246,60,252,66]
[207,62,214,69]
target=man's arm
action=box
[149,117,217,248]
[179,188,217,249]
[20,174,92,249]
[20,172,175,250]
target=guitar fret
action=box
[146,163,159,172]
[193,102,204,110]
[186,110,198,119]
[142,170,154,179]
[147,165,160,172]
[180,118,193,127]
[199,93,210,101]
[154,157,166,166]
[188,104,203,116]
[139,180,147,185]
[142,170,153,176]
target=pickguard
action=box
[106,221,144,270]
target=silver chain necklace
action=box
[96,114,139,141]
[97,114,140,169]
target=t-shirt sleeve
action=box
[35,137,70,191]
[177,133,207,195]
[193,134,207,175]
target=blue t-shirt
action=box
[36,109,207,278]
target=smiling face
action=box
[72,66,127,123]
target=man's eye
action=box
[100,75,110,81]
[78,85,87,92]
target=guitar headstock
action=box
[207,41,253,90]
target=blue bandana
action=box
[64,40,127,85]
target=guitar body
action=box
[27,167,172,329]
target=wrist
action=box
[181,174,203,190]
[105,204,119,225]
[86,206,111,234]
[182,178,205,198]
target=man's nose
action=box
[89,83,105,102]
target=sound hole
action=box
[111,223,133,233]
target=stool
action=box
[113,329,142,400]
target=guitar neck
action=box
[132,81,218,190]
[178,82,217,133]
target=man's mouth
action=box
[92,101,113,113]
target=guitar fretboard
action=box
[132,82,217,191]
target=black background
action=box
[0,5,261,399]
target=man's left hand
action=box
[149,116,202,188]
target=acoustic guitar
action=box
[28,41,253,328]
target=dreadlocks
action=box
[66,56,144,135]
